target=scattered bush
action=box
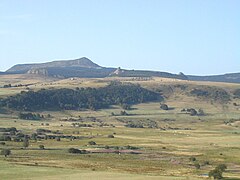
[126,145,139,150]
[190,109,197,116]
[68,148,87,154]
[189,157,196,162]
[0,135,11,141]
[121,103,131,110]
[202,161,210,166]
[88,141,96,145]
[3,84,11,88]
[233,89,240,98]
[194,163,200,169]
[120,111,128,116]
[107,135,114,138]
[39,145,45,150]
[23,139,29,149]
[1,149,11,157]
[18,113,44,120]
[198,109,205,116]
[190,87,230,103]
[0,127,17,133]
[233,102,238,106]
[36,129,51,133]
[105,145,110,149]
[160,104,169,110]
[125,123,144,128]
[209,164,227,179]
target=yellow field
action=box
[0,75,240,179]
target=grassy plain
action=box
[0,74,240,179]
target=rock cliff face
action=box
[27,68,48,76]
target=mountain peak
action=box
[6,57,101,73]
[65,57,101,68]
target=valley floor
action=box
[0,76,240,179]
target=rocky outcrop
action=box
[27,68,48,76]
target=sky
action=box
[0,0,239,75]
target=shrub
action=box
[68,148,87,154]
[126,145,139,150]
[23,139,29,149]
[88,141,96,145]
[203,161,210,166]
[107,135,114,138]
[160,104,169,110]
[233,89,240,98]
[125,123,144,128]
[121,103,131,110]
[18,112,43,120]
[189,157,196,161]
[216,164,227,172]
[190,87,230,103]
[39,145,45,150]
[0,135,11,141]
[209,164,227,179]
[186,108,197,116]
[1,149,11,157]
[0,127,17,132]
[198,109,205,116]
[120,111,128,116]
[194,163,200,169]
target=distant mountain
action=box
[5,57,187,79]
[109,67,188,80]
[3,57,240,83]
[188,73,240,83]
[6,57,116,78]
[7,57,101,74]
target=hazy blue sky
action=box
[0,0,239,75]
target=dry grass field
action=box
[0,75,240,179]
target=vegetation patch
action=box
[189,87,230,103]
[233,89,240,98]
[0,82,162,111]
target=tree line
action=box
[0,82,162,111]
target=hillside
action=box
[0,76,240,179]
[5,58,189,80]
[6,57,101,73]
[0,75,240,179]
[6,57,116,78]
[109,67,188,80]
[3,57,240,83]
[188,72,240,83]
